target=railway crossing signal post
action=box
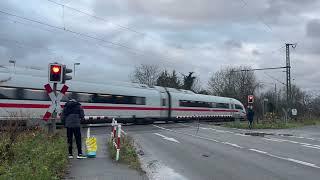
[46,63,72,134]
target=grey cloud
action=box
[224,39,242,49]
[306,19,320,38]
[0,0,319,91]
[252,49,260,56]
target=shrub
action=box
[0,129,68,180]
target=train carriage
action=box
[0,73,246,124]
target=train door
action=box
[160,91,169,119]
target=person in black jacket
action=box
[247,106,254,129]
[62,99,86,159]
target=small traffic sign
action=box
[292,109,298,116]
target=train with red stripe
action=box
[0,72,246,124]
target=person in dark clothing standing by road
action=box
[62,99,86,159]
[247,106,254,129]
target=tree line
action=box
[130,64,320,120]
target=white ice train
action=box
[0,73,246,124]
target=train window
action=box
[179,100,211,108]
[136,97,146,105]
[90,93,146,105]
[235,104,243,110]
[91,94,113,103]
[162,99,166,106]
[216,103,230,109]
[115,95,128,104]
[76,93,92,103]
[0,87,16,99]
[210,102,217,108]
[24,89,50,101]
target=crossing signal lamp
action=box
[49,63,63,83]
[248,95,254,104]
[62,65,73,83]
[48,63,73,84]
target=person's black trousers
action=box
[67,127,82,155]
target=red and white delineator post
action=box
[110,118,123,161]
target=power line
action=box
[0,9,181,66]
[47,0,184,50]
[239,0,287,43]
[263,72,286,85]
[47,0,144,35]
[0,19,179,68]
[232,66,287,72]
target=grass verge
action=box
[224,119,320,129]
[0,128,68,180]
[107,135,143,172]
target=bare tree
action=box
[191,77,202,93]
[207,66,259,106]
[130,64,161,86]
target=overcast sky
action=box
[0,0,319,93]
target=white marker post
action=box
[87,127,91,138]
[115,124,121,161]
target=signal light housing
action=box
[62,65,73,83]
[48,63,73,84]
[248,95,254,104]
[49,64,63,83]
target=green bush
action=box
[0,129,68,180]
[108,135,142,172]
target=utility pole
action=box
[285,43,297,119]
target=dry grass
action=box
[107,135,143,172]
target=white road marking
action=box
[287,158,319,168]
[153,125,222,143]
[263,138,286,142]
[302,145,320,150]
[263,137,320,148]
[249,149,268,154]
[222,142,243,148]
[249,149,320,169]
[154,133,180,143]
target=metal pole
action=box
[286,44,291,114]
[285,43,296,121]
[49,83,57,135]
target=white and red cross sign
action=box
[43,83,69,121]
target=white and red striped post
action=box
[111,118,117,140]
[116,124,121,161]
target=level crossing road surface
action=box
[120,122,320,180]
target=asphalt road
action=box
[121,122,320,180]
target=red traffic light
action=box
[248,95,254,103]
[49,64,63,83]
[51,66,61,73]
